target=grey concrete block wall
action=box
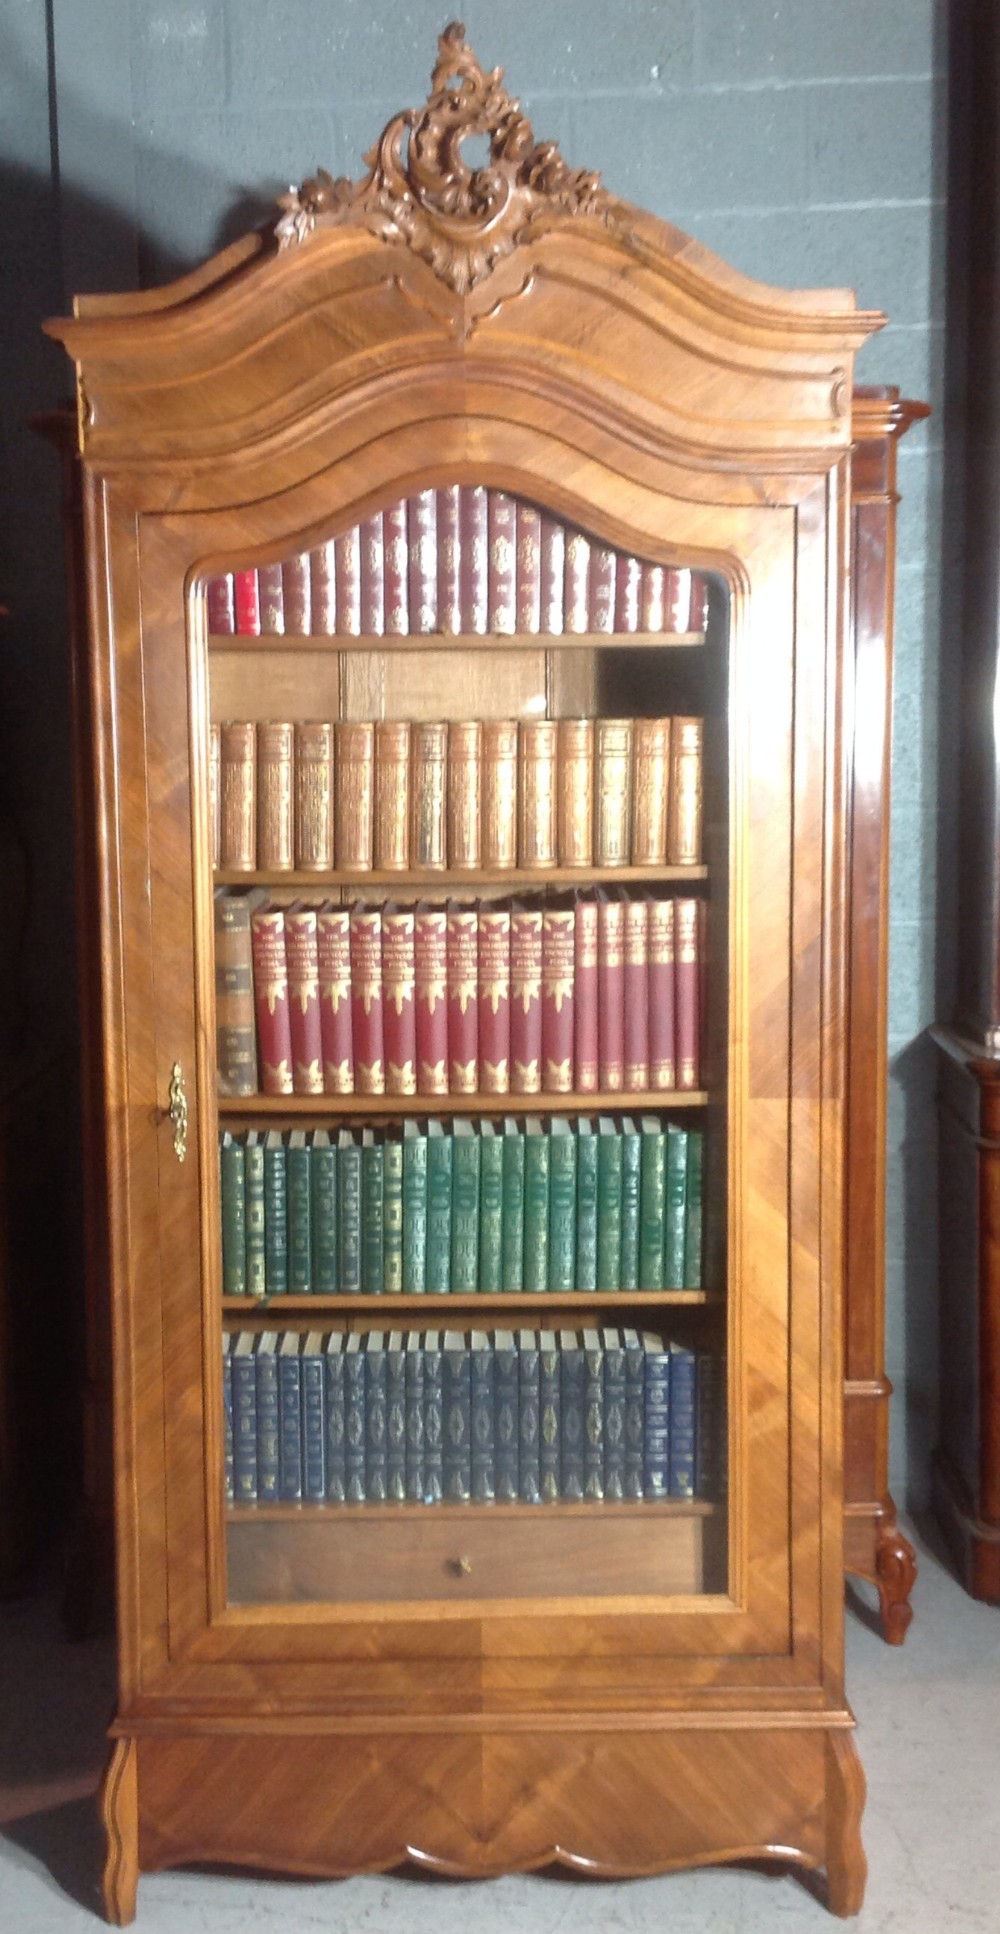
[2,0,947,1510]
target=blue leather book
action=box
[517,1327,541,1503]
[538,1330,561,1503]
[343,1331,366,1502]
[255,1330,280,1502]
[324,1332,346,1502]
[230,1331,257,1502]
[386,1330,408,1502]
[442,1330,471,1501]
[493,1328,519,1501]
[422,1330,444,1503]
[222,1335,234,1502]
[300,1331,326,1501]
[622,1326,645,1500]
[601,1326,626,1501]
[643,1332,670,1500]
[668,1341,697,1499]
[365,1330,388,1500]
[558,1329,585,1501]
[470,1330,495,1500]
[337,1129,362,1294]
[582,1327,605,1500]
[277,1331,303,1502]
[405,1332,425,1502]
[286,1130,313,1294]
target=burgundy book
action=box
[206,575,234,635]
[234,568,260,637]
[588,544,616,634]
[640,563,666,632]
[307,543,335,634]
[574,893,599,1094]
[257,562,285,635]
[250,905,294,1095]
[282,551,313,635]
[335,525,362,636]
[664,567,692,635]
[382,904,417,1096]
[623,893,650,1090]
[360,511,385,636]
[510,901,543,1094]
[408,489,437,635]
[674,896,700,1091]
[350,903,385,1094]
[414,904,449,1095]
[460,485,488,634]
[317,906,354,1094]
[516,502,542,633]
[446,901,479,1094]
[285,904,324,1095]
[539,514,565,633]
[383,499,409,635]
[541,899,575,1094]
[648,896,676,1091]
[478,902,511,1095]
[614,555,641,634]
[437,485,462,634]
[597,889,625,1092]
[488,490,517,634]
[690,572,710,633]
[564,530,591,634]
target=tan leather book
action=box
[668,717,704,865]
[409,721,448,870]
[374,720,411,871]
[447,720,482,870]
[594,718,633,866]
[481,719,518,870]
[219,720,256,870]
[518,719,557,870]
[257,721,295,871]
[556,718,594,867]
[294,721,334,871]
[631,718,671,865]
[335,721,374,871]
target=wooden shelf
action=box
[214,863,709,888]
[209,630,708,653]
[221,1290,717,1314]
[217,1089,709,1118]
[227,1496,717,1523]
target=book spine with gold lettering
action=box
[516,502,541,633]
[597,889,625,1092]
[595,718,633,866]
[631,717,671,865]
[294,721,334,871]
[668,717,704,865]
[648,896,676,1090]
[481,720,518,871]
[283,551,313,634]
[675,897,701,1091]
[623,892,650,1090]
[383,500,409,636]
[690,572,710,634]
[209,722,221,867]
[307,542,333,635]
[415,904,449,1094]
[589,544,616,634]
[664,567,692,634]
[382,904,417,1096]
[518,719,557,870]
[215,887,264,1095]
[220,720,256,870]
[335,525,361,636]
[641,563,666,632]
[408,489,437,635]
[207,574,234,634]
[510,901,543,1094]
[317,905,353,1093]
[478,903,511,1094]
[234,569,260,636]
[437,485,462,634]
[564,529,591,634]
[615,555,641,633]
[556,718,594,867]
[446,902,479,1093]
[335,721,374,871]
[257,563,285,635]
[460,484,488,634]
[373,720,410,872]
[409,721,448,871]
[285,904,324,1095]
[447,720,482,870]
[250,905,294,1095]
[360,511,385,636]
[541,900,576,1093]
[256,721,295,871]
[540,515,565,633]
[574,892,599,1094]
[350,903,385,1094]
[488,490,517,635]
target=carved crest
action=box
[274,20,618,294]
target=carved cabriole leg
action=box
[874,1515,917,1644]
[100,1736,139,1926]
[824,1730,867,1918]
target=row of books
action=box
[220,1120,704,1299]
[217,890,705,1098]
[205,488,712,639]
[224,1326,724,1505]
[213,713,704,874]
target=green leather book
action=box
[683,1128,703,1290]
[402,1120,427,1294]
[523,1119,550,1293]
[244,1132,266,1300]
[478,1122,503,1293]
[596,1117,623,1292]
[548,1118,577,1292]
[620,1117,641,1291]
[263,1129,288,1296]
[575,1118,598,1292]
[286,1130,312,1293]
[220,1132,247,1296]
[337,1128,362,1294]
[383,1132,404,1294]
[310,1129,338,1296]
[425,1120,453,1294]
[361,1128,385,1294]
[638,1116,667,1290]
[664,1123,689,1290]
[451,1120,481,1292]
[501,1117,525,1292]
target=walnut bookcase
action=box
[48,23,888,1923]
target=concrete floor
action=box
[1,1520,998,1932]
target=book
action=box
[559,1330,585,1500]
[516,502,542,633]
[690,572,710,634]
[493,1328,519,1500]
[664,567,692,635]
[663,1124,688,1290]
[541,899,575,1093]
[640,563,666,632]
[442,1330,472,1500]
[539,514,565,633]
[596,1118,623,1292]
[231,1332,258,1501]
[470,1330,495,1500]
[244,1132,266,1298]
[436,485,462,635]
[383,501,409,635]
[317,905,353,1093]
[360,511,385,635]
[632,718,670,865]
[582,1328,605,1499]
[501,1118,526,1292]
[350,902,385,1094]
[488,490,517,634]
[447,720,482,870]
[344,1332,366,1502]
[602,1327,626,1500]
[207,574,234,635]
[575,1119,598,1293]
[210,723,221,867]
[556,718,594,867]
[573,893,598,1093]
[510,900,543,1094]
[623,893,650,1090]
[295,721,334,870]
[588,545,616,633]
[425,1121,453,1295]
[251,905,294,1095]
[421,1330,444,1502]
[404,1331,425,1501]
[446,901,479,1093]
[220,720,256,870]
[620,1117,641,1291]
[220,1133,247,1295]
[257,563,285,635]
[234,568,260,637]
[215,887,264,1095]
[335,722,374,871]
[364,1331,388,1500]
[668,717,703,865]
[523,1119,550,1292]
[337,1128,362,1294]
[451,1121,481,1292]
[517,1328,541,1502]
[623,1327,645,1499]
[361,1128,385,1294]
[382,903,417,1096]
[373,720,410,871]
[278,1332,303,1502]
[255,1331,280,1502]
[478,1123,503,1293]
[538,1331,561,1501]
[518,720,557,869]
[402,1120,428,1295]
[385,1330,408,1501]
[222,1336,234,1501]
[478,902,511,1094]
[414,903,448,1094]
[668,1342,697,1498]
[674,896,701,1090]
[643,1333,670,1498]
[548,1118,577,1292]
[683,1130,703,1290]
[335,525,361,636]
[614,555,641,633]
[481,719,518,870]
[639,1117,667,1290]
[257,721,294,871]
[324,1333,346,1501]
[409,721,448,871]
[596,889,625,1092]
[564,530,591,633]
[408,489,437,635]
[263,1129,288,1297]
[285,904,324,1095]
[286,1129,313,1292]
[459,484,488,634]
[302,544,329,635]
[648,897,676,1090]
[301,1332,326,1501]
[595,719,633,866]
[310,1129,338,1295]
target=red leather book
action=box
[516,502,541,633]
[206,575,234,635]
[360,511,385,636]
[408,489,437,634]
[539,514,565,633]
[234,569,260,637]
[588,544,616,634]
[510,901,543,1094]
[614,556,641,633]
[447,902,479,1093]
[257,562,285,634]
[383,499,409,635]
[437,485,462,634]
[282,551,313,634]
[460,485,488,634]
[488,490,517,634]
[350,903,385,1094]
[250,904,294,1095]
[664,567,692,634]
[317,906,353,1093]
[574,893,599,1093]
[597,889,625,1092]
[564,530,591,634]
[415,904,449,1095]
[382,903,417,1096]
[541,899,575,1094]
[674,896,700,1090]
[640,563,666,632]
[335,524,361,636]
[306,543,334,634]
[648,897,676,1091]
[690,572,710,633]
[623,893,650,1090]
[478,902,511,1094]
[285,904,324,1095]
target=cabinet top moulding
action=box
[217,1089,709,1119]
[208,631,708,653]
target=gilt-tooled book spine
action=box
[488,489,517,635]
[408,489,437,635]
[669,1343,697,1499]
[478,902,511,1095]
[518,720,557,870]
[556,718,594,868]
[257,721,294,871]
[478,1123,503,1293]
[523,1120,550,1293]
[597,889,625,1091]
[583,1328,605,1500]
[614,555,641,634]
[286,1131,313,1293]
[350,903,385,1095]
[619,1118,641,1291]
[559,1330,585,1501]
[373,720,410,872]
[640,563,665,633]
[234,568,260,637]
[231,1335,258,1501]
[664,566,692,634]
[447,720,482,870]
[596,1118,623,1293]
[422,1331,444,1502]
[278,1334,303,1502]
[493,1329,519,1500]
[595,719,633,867]
[623,1329,645,1500]
[425,1122,453,1295]
[564,529,591,634]
[664,1124,688,1290]
[251,906,294,1095]
[360,511,385,636]
[632,718,670,865]
[310,1130,337,1295]
[674,896,701,1090]
[684,1129,703,1291]
[215,887,263,1095]
[623,893,650,1091]
[301,1335,326,1501]
[220,720,256,871]
[210,722,221,868]
[383,1135,404,1294]
[337,1130,362,1295]
[501,1119,525,1291]
[643,1335,670,1499]
[335,722,374,872]
[539,514,565,634]
[481,719,518,870]
[365,1333,388,1501]
[539,1332,561,1502]
[588,544,616,634]
[255,1332,279,1503]
[324,1335,346,1501]
[220,1133,247,1295]
[510,901,542,1094]
[343,1335,366,1503]
[383,500,409,635]
[602,1327,626,1501]
[382,903,417,1097]
[282,545,313,635]
[442,1331,472,1501]
[690,572,710,634]
[317,906,353,1094]
[573,894,598,1094]
[638,1118,667,1290]
[575,1119,598,1293]
[415,903,448,1095]
[222,1339,234,1501]
[668,717,703,865]
[285,904,324,1096]
[386,1333,408,1501]
[410,721,448,872]
[446,902,479,1094]
[263,1130,288,1298]
[361,1130,385,1294]
[470,1332,495,1500]
[541,900,575,1094]
[244,1134,266,1299]
[451,1122,480,1292]
[436,485,462,635]
[460,484,488,635]
[648,897,676,1090]
[257,562,285,635]
[334,525,361,636]
[517,1328,541,1503]
[548,1119,577,1292]
[405,1333,425,1501]
[306,541,333,635]
[295,722,334,871]
[206,573,234,635]
[402,1121,427,1294]
[516,502,541,634]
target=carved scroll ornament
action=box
[275,20,619,294]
